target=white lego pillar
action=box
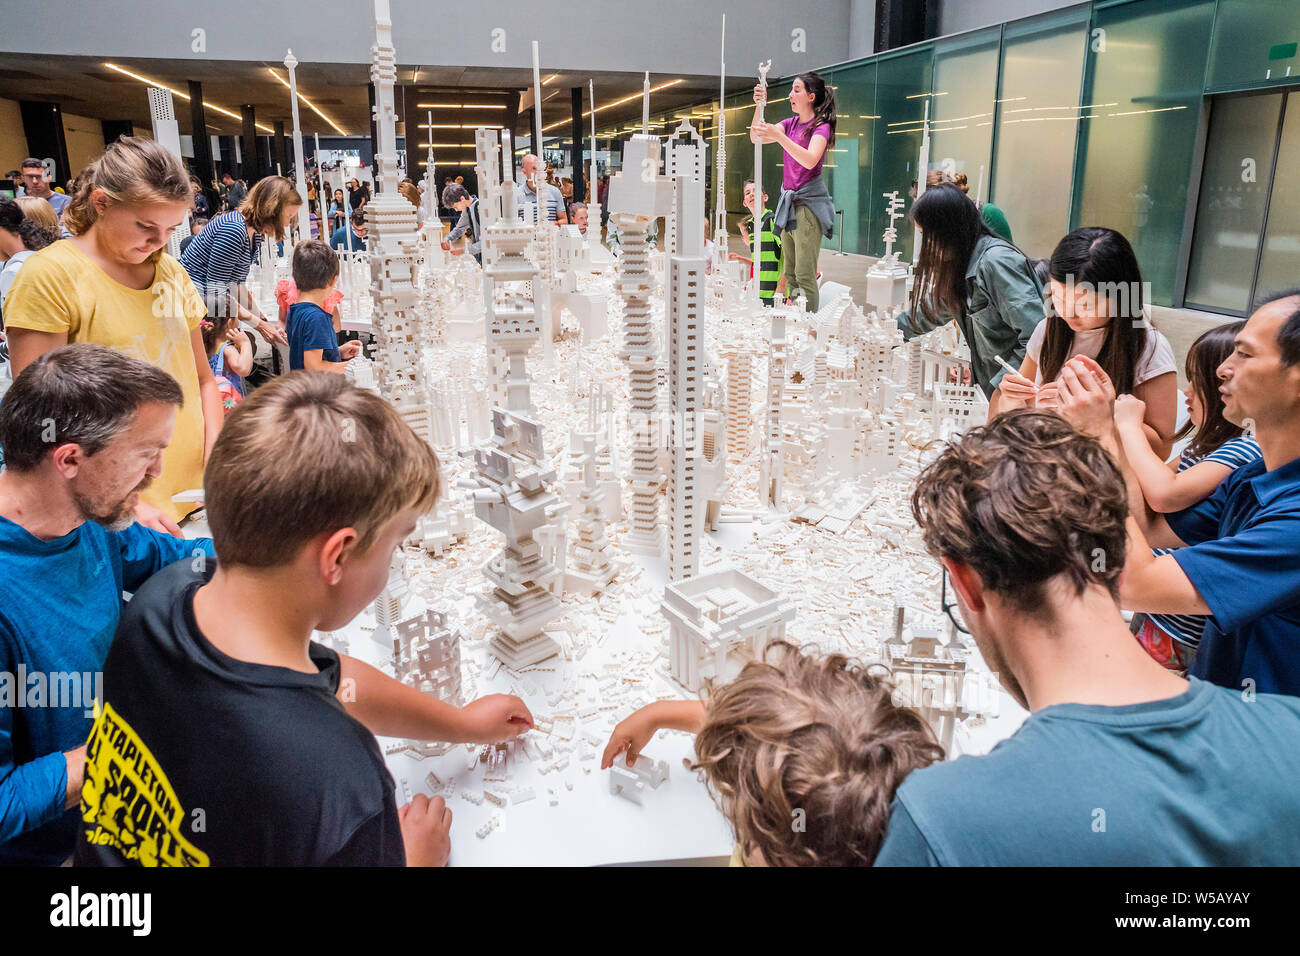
[146,87,190,259]
[284,50,312,244]
[760,310,787,508]
[712,15,729,274]
[667,169,707,583]
[912,100,930,255]
[752,59,772,305]
[608,133,675,557]
[367,0,431,444]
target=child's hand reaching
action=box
[1113,394,1146,430]
[459,693,534,743]
[340,340,362,361]
[601,705,660,770]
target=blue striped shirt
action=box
[1149,434,1262,647]
[180,210,263,303]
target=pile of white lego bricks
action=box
[360,263,991,834]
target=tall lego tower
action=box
[465,125,566,668]
[368,0,431,443]
[608,134,675,557]
[711,15,729,275]
[418,110,446,269]
[664,120,706,261]
[760,309,787,507]
[665,122,707,583]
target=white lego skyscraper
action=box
[464,126,565,668]
[664,122,708,583]
[368,0,431,443]
[608,134,675,557]
[760,310,787,507]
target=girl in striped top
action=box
[1113,321,1262,671]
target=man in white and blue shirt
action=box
[516,153,567,226]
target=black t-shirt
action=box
[75,562,404,867]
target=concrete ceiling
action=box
[0,53,746,142]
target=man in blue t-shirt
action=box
[875,409,1300,866]
[286,239,360,373]
[0,345,215,865]
[1061,290,1300,697]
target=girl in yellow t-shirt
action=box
[4,137,220,532]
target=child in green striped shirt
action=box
[741,180,783,306]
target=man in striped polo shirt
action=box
[740,180,782,306]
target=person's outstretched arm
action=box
[338,654,533,744]
[1114,395,1235,513]
[601,700,706,769]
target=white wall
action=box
[940,0,1087,36]
[0,97,29,174]
[0,0,853,79]
[847,0,877,61]
[62,111,105,180]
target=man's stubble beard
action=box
[76,479,152,532]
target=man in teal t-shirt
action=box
[878,406,1300,866]
[0,345,215,866]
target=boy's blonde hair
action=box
[63,136,191,242]
[240,175,302,241]
[205,373,441,567]
[693,642,943,866]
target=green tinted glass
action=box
[1254,93,1300,306]
[1073,0,1216,306]
[931,28,1000,199]
[871,47,934,261]
[992,11,1088,258]
[1207,0,1300,93]
[1185,92,1283,313]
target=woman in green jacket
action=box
[896,183,1044,419]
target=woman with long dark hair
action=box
[751,71,837,311]
[1001,226,1177,455]
[896,183,1044,417]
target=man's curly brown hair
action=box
[910,408,1128,617]
[692,642,943,866]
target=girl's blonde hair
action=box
[240,176,302,240]
[15,196,60,236]
[63,137,191,244]
[397,181,420,209]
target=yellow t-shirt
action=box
[4,240,208,521]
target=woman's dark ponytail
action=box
[798,71,837,147]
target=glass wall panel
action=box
[871,47,934,260]
[1253,92,1300,305]
[991,9,1088,258]
[822,63,876,254]
[719,80,792,240]
[930,28,1000,198]
[1206,0,1300,93]
[721,88,755,233]
[1073,0,1216,306]
[1185,92,1283,313]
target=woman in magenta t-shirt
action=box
[751,71,838,311]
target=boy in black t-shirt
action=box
[77,374,534,867]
